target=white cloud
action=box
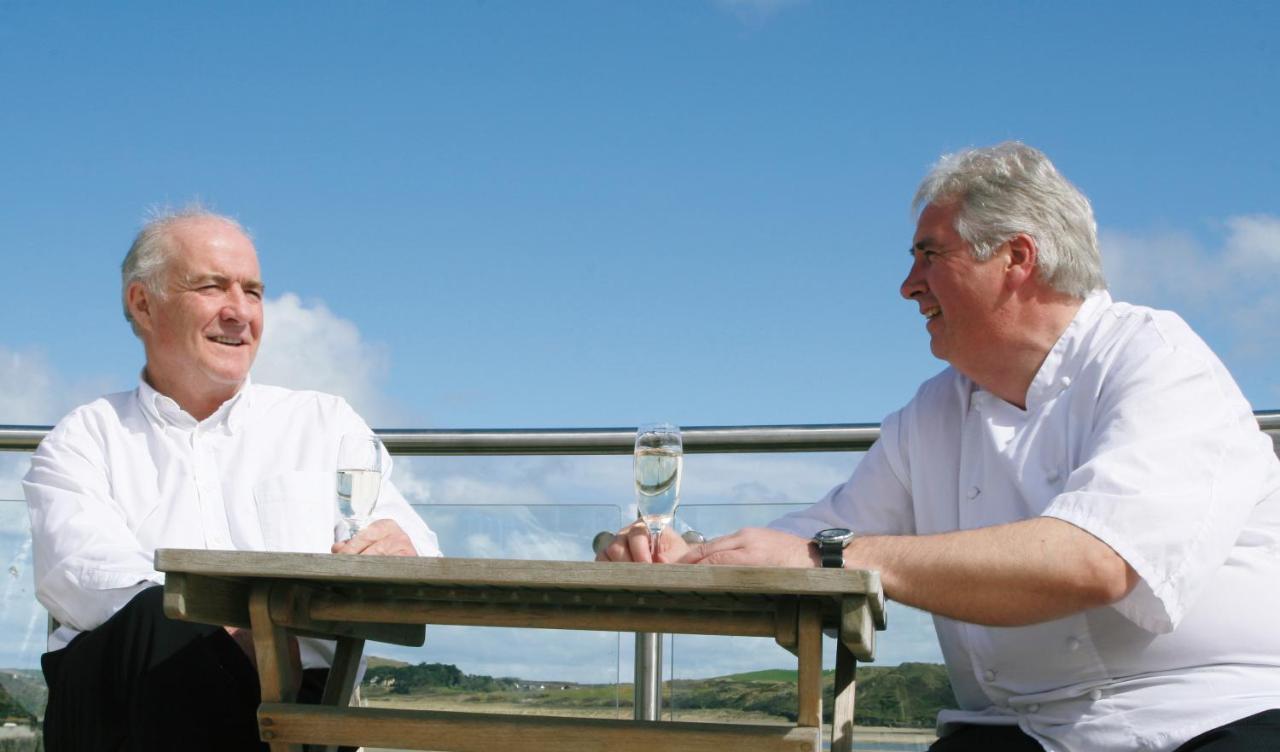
[1101,213,1280,365]
[0,346,82,504]
[254,293,400,424]
[0,347,64,425]
[1224,215,1280,270]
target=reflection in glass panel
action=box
[354,503,630,717]
[0,500,47,671]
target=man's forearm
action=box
[849,517,1138,626]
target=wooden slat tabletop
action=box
[155,549,886,627]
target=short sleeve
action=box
[1042,342,1273,633]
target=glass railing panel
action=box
[0,498,50,726]
[358,501,632,717]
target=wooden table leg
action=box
[249,582,303,752]
[831,640,857,752]
[834,593,874,751]
[320,636,366,752]
[795,600,823,733]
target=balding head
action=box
[121,207,252,337]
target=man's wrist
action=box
[812,528,857,568]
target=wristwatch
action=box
[812,528,856,569]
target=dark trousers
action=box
[41,585,333,752]
[928,710,1280,752]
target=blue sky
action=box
[1,1,1278,681]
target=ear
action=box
[1003,234,1038,291]
[126,282,155,333]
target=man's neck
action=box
[961,292,1084,410]
[142,367,242,422]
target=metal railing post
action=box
[633,632,663,721]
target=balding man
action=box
[25,209,440,751]
[601,143,1280,751]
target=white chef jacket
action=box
[24,377,441,668]
[773,291,1280,751]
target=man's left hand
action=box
[679,527,818,568]
[331,519,418,556]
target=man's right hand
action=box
[225,626,302,693]
[595,522,691,563]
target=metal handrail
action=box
[4,411,1278,453]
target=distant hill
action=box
[0,671,45,722]
[0,682,35,725]
[362,659,955,728]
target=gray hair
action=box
[912,142,1105,298]
[120,206,249,336]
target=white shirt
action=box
[24,378,441,667]
[773,291,1280,751]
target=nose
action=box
[220,285,253,322]
[901,257,926,301]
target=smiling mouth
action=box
[208,336,247,346]
[923,306,941,321]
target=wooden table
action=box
[156,549,886,752]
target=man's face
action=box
[133,218,264,408]
[900,202,1009,369]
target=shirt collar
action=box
[1024,289,1112,410]
[135,374,254,434]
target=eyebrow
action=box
[184,273,266,293]
[909,239,938,256]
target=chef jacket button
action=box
[983,669,996,682]
[1066,636,1080,652]
[1089,689,1103,701]
[1027,704,1040,713]
[967,486,981,500]
[1046,470,1061,484]
[1059,376,1072,388]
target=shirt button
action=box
[1027,704,1040,713]
[967,486,981,500]
[1059,376,1072,388]
[983,669,996,682]
[1066,637,1080,652]
[1089,689,1103,701]
[1046,470,1061,484]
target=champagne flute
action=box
[336,433,383,540]
[634,423,683,554]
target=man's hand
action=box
[225,626,259,669]
[595,522,690,563]
[224,626,303,693]
[679,527,818,568]
[331,519,418,556]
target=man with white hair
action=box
[25,209,440,751]
[602,143,1280,751]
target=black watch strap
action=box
[818,539,844,568]
[812,528,855,569]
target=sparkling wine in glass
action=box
[336,433,383,540]
[634,423,683,553]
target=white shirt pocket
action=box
[253,470,338,553]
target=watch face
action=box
[815,527,853,543]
